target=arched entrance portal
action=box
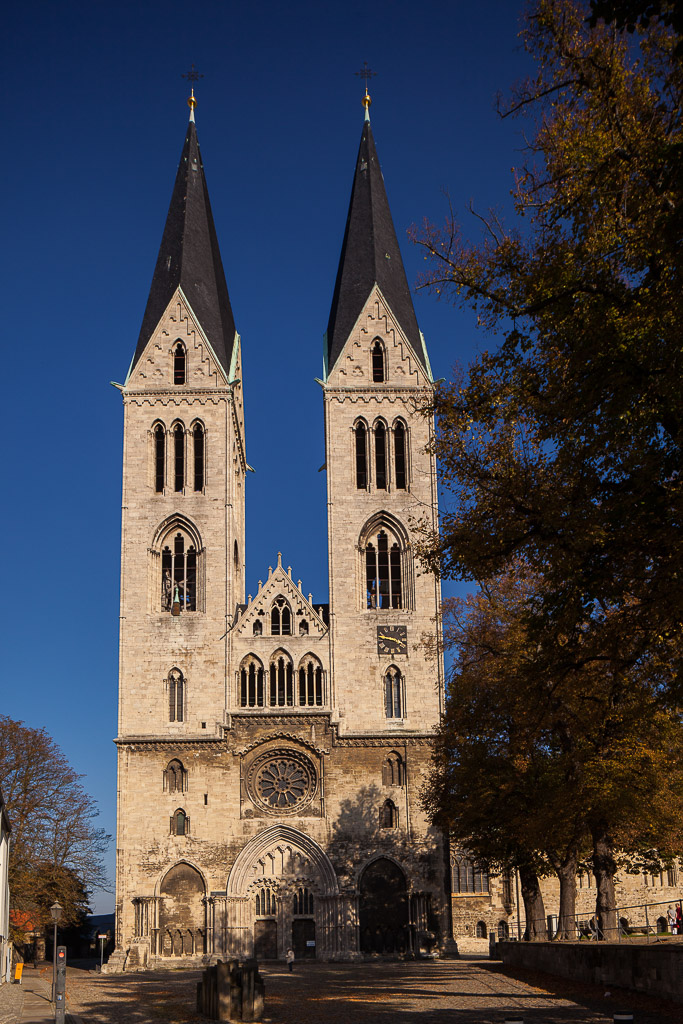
[217,825,343,960]
[359,858,409,954]
[158,862,206,956]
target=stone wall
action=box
[498,940,683,1005]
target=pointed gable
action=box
[130,119,237,379]
[234,559,328,639]
[326,119,425,376]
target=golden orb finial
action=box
[362,88,371,111]
[188,88,197,111]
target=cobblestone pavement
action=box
[0,980,24,1024]
[0,965,54,1024]
[58,958,682,1024]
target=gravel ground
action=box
[59,958,683,1024]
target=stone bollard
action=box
[201,967,209,1016]
[229,962,243,1022]
[216,960,232,1022]
[197,956,263,1021]
[241,958,257,1023]
[210,965,219,1020]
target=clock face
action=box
[377,625,408,656]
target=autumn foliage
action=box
[415,0,683,934]
[0,715,110,940]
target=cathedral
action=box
[109,89,682,969]
[110,88,453,968]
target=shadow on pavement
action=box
[61,959,680,1024]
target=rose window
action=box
[248,750,316,814]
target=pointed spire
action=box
[130,105,237,379]
[325,113,425,375]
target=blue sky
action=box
[3,0,535,912]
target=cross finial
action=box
[355,62,376,120]
[182,64,204,122]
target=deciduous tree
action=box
[413,0,683,702]
[412,0,683,933]
[425,566,683,939]
[0,715,110,939]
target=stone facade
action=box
[112,110,679,972]
[111,114,449,970]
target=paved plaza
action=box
[1,958,680,1024]
[0,958,679,1024]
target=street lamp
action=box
[50,902,63,1002]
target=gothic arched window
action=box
[382,752,405,786]
[384,667,403,719]
[154,423,165,492]
[255,887,277,916]
[355,421,368,489]
[380,799,398,829]
[361,514,412,610]
[393,421,407,490]
[269,652,294,707]
[240,655,265,708]
[372,339,385,382]
[366,530,402,609]
[168,668,184,722]
[293,887,314,915]
[271,598,291,636]
[451,854,489,894]
[161,531,197,612]
[173,342,186,385]
[170,808,189,836]
[164,759,186,793]
[193,423,204,491]
[298,655,324,707]
[476,921,487,938]
[173,423,185,492]
[374,421,387,490]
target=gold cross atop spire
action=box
[355,62,376,118]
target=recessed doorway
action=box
[292,918,316,959]
[254,919,277,959]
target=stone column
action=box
[226,896,250,959]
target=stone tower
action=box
[113,104,247,958]
[323,106,443,737]
[110,97,449,971]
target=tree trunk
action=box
[591,824,617,940]
[554,849,579,940]
[518,863,547,940]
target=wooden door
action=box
[292,918,316,959]
[254,919,277,959]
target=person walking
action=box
[676,903,683,935]
[286,947,295,972]
[667,905,676,933]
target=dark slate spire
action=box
[326,118,426,375]
[130,116,236,379]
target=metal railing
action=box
[501,896,682,944]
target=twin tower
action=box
[112,97,448,967]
